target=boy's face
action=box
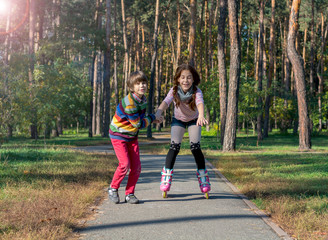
[133,81,147,98]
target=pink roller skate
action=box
[197,169,211,199]
[160,167,173,198]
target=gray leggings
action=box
[165,124,205,169]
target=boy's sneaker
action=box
[125,194,139,204]
[108,188,120,204]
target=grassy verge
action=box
[204,131,328,240]
[1,129,327,240]
[146,130,328,240]
[0,140,117,239]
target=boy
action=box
[108,71,162,204]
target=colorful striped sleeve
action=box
[123,94,155,129]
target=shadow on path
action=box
[77,214,266,232]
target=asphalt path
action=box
[77,151,292,240]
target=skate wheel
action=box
[162,191,167,198]
[204,192,209,199]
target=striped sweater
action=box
[109,93,155,140]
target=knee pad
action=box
[190,141,201,151]
[165,141,181,169]
[170,141,181,151]
[190,141,205,169]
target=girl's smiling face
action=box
[178,70,194,93]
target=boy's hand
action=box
[154,116,164,124]
[155,110,163,120]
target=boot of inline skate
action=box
[197,169,211,199]
[160,167,173,198]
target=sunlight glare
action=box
[0,0,9,14]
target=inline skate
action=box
[197,169,211,199]
[160,167,173,198]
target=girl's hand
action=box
[154,116,164,124]
[155,110,163,120]
[197,116,208,126]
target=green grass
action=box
[0,134,117,239]
[197,131,328,240]
[1,128,328,239]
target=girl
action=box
[155,64,210,198]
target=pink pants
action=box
[110,138,141,195]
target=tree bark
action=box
[302,27,307,71]
[4,2,13,138]
[287,0,311,150]
[96,55,102,135]
[263,0,275,138]
[92,53,98,135]
[29,0,38,139]
[217,0,228,145]
[102,0,111,138]
[317,12,327,132]
[121,0,129,96]
[223,0,241,152]
[198,0,205,79]
[309,0,314,94]
[112,0,119,106]
[176,0,181,69]
[257,0,264,142]
[188,0,197,67]
[147,0,160,138]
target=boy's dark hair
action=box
[127,71,148,92]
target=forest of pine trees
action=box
[0,0,328,150]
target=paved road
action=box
[77,153,292,240]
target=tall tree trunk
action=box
[121,0,129,96]
[287,0,311,150]
[135,19,140,71]
[217,0,228,145]
[167,20,176,70]
[309,0,314,94]
[147,0,160,138]
[245,20,250,80]
[89,54,95,138]
[29,0,38,139]
[257,0,264,142]
[4,2,13,138]
[238,0,243,37]
[188,0,197,67]
[102,0,111,138]
[302,27,307,71]
[223,0,241,152]
[113,0,119,106]
[92,53,98,135]
[176,0,181,69]
[96,55,102,135]
[317,12,328,132]
[274,48,278,129]
[141,24,145,70]
[284,16,291,106]
[317,12,327,132]
[198,0,205,79]
[253,29,258,84]
[263,0,276,138]
[209,0,214,70]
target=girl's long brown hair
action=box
[172,64,201,111]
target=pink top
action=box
[164,87,204,122]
